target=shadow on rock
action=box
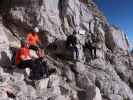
[0,51,12,74]
[47,39,73,61]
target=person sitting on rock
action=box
[15,41,48,80]
[15,41,34,78]
[85,34,97,59]
[66,31,79,60]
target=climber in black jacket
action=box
[66,31,79,60]
[84,34,97,59]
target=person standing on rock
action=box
[66,31,79,61]
[85,34,97,59]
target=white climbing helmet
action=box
[34,27,39,33]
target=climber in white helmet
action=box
[26,27,45,59]
[26,27,40,51]
[34,27,39,33]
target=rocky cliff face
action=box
[0,0,132,100]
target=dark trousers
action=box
[34,59,49,76]
[71,46,79,60]
[17,59,48,80]
[88,46,96,59]
[17,59,33,69]
[66,44,79,60]
[85,43,96,59]
[29,59,49,79]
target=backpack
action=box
[66,35,77,47]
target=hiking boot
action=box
[25,68,31,76]
[24,68,32,82]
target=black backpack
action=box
[66,35,77,47]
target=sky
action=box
[94,0,133,48]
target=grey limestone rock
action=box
[0,0,133,100]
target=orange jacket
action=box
[15,47,30,65]
[26,33,39,46]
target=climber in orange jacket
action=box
[15,42,48,79]
[15,42,33,69]
[26,27,40,51]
